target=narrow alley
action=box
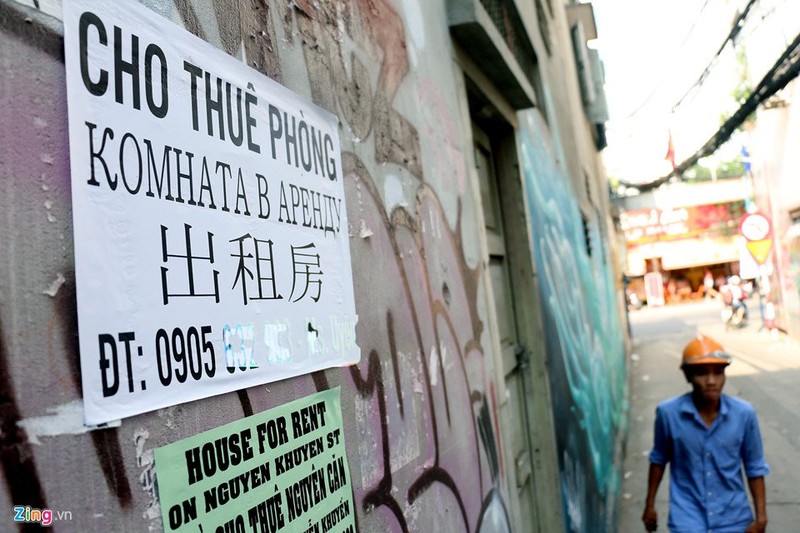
[620,299,800,532]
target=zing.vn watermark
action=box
[12,506,72,527]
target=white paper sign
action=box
[63,0,359,424]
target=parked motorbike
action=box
[627,291,643,310]
[722,302,748,329]
[720,277,748,329]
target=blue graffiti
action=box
[517,110,627,529]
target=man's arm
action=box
[745,476,767,533]
[642,462,665,532]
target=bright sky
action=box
[591,0,752,184]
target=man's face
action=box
[686,364,727,401]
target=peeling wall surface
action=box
[0,1,627,532]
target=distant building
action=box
[617,177,749,303]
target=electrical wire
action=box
[618,29,800,192]
[671,0,759,112]
[622,0,713,119]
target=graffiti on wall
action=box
[0,0,513,531]
[334,165,511,531]
[286,0,422,179]
[518,110,627,531]
[273,1,511,529]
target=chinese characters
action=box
[161,224,323,306]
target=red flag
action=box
[665,131,676,170]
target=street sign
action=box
[739,212,773,264]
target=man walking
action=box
[642,335,769,532]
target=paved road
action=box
[618,299,800,532]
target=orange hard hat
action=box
[681,335,731,367]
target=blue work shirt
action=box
[649,393,770,533]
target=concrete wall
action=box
[0,0,627,531]
[750,82,800,336]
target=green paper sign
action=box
[155,388,355,533]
